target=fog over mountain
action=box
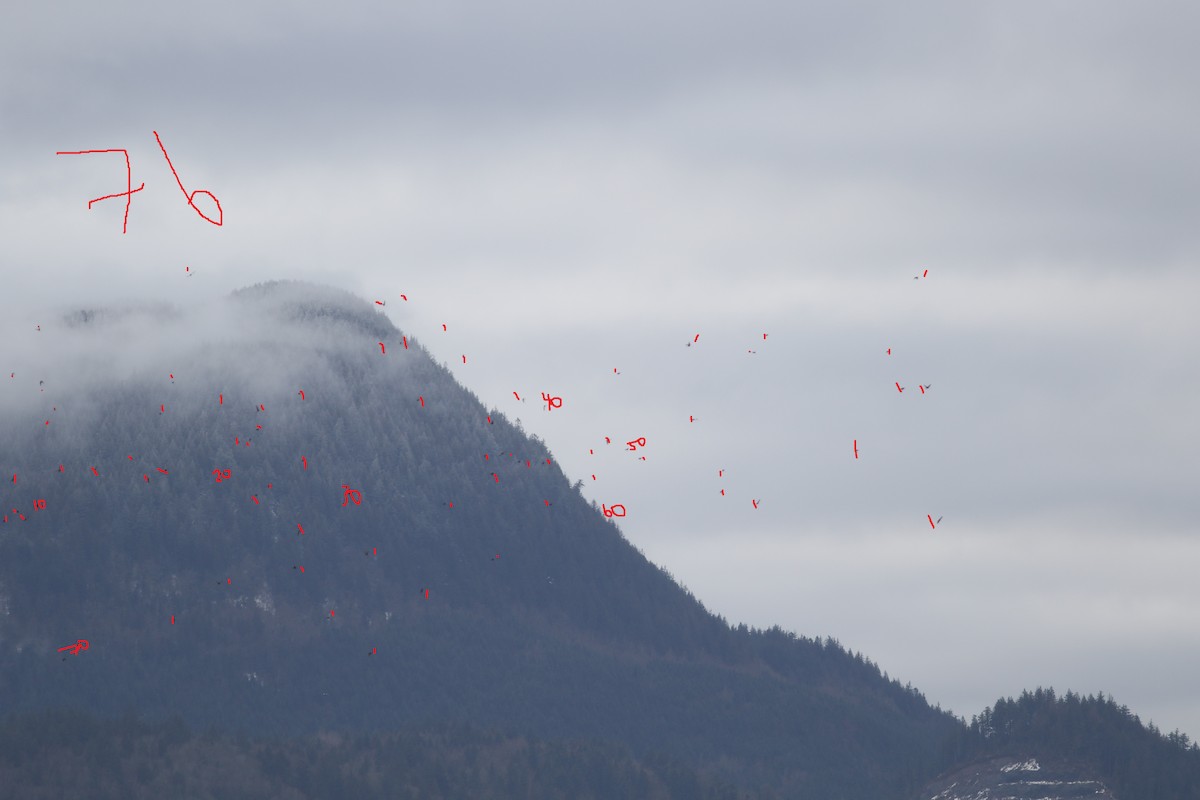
[1,283,1197,798]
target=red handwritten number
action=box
[55,148,145,233]
[341,485,363,506]
[33,499,46,511]
[626,437,647,451]
[57,639,89,656]
[602,503,626,518]
[541,392,563,410]
[213,468,232,483]
[153,131,223,226]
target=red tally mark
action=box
[752,499,759,509]
[296,523,305,535]
[375,300,385,306]
[171,615,175,625]
[90,466,99,477]
[419,396,425,408]
[513,391,522,401]
[403,336,408,349]
[462,355,467,364]
[298,389,305,400]
[895,382,904,393]
[219,394,223,405]
[853,439,859,459]
[378,342,386,354]
[302,456,308,470]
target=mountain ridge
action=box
[2,281,1194,798]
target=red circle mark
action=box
[188,191,222,225]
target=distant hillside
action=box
[0,281,958,798]
[924,688,1200,800]
[0,709,757,800]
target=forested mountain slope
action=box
[0,281,964,797]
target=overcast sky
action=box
[3,1,1199,739]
